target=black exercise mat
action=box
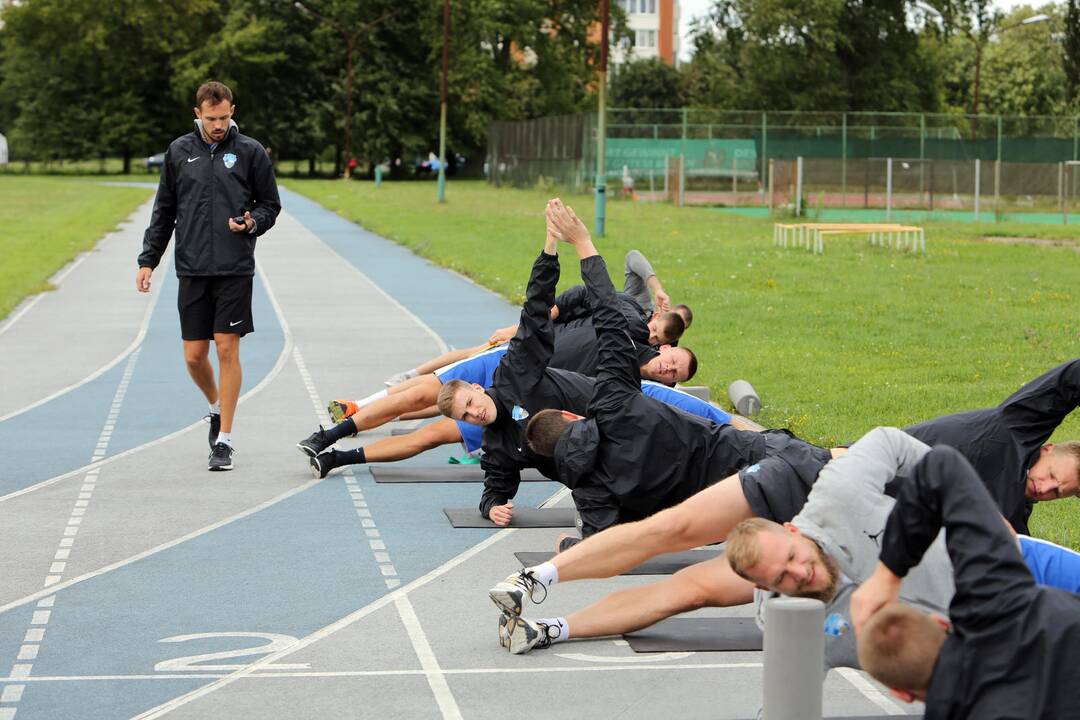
[370,466,549,483]
[624,617,762,652]
[443,507,577,528]
[514,548,723,575]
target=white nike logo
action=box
[187,156,200,163]
[229,321,243,327]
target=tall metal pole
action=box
[437,0,450,202]
[595,0,609,236]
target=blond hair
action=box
[726,517,785,580]
[436,379,469,417]
[856,603,945,692]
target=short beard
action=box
[797,540,841,603]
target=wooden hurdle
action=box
[774,223,925,255]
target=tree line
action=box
[618,0,1080,120]
[1,1,1078,176]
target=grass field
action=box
[285,178,1080,547]
[0,176,154,322]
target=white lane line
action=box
[0,476,325,617]
[0,345,144,716]
[293,342,460,717]
[129,513,531,718]
[2,662,764,683]
[0,255,293,505]
[834,667,907,715]
[291,209,449,355]
[395,596,463,719]
[0,248,170,424]
[0,248,96,339]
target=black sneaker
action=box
[208,442,234,471]
[206,413,221,450]
[297,426,332,458]
[310,450,340,479]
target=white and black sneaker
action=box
[504,615,558,655]
[489,569,547,618]
[297,426,332,458]
[205,413,221,450]
[208,442,234,471]
[310,450,340,479]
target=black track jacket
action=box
[479,252,597,516]
[139,123,281,276]
[904,358,1080,534]
[880,446,1080,720]
[551,255,764,537]
[548,285,656,374]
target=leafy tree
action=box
[611,58,685,109]
[1065,0,1080,104]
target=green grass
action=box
[0,176,154,320]
[285,178,1080,547]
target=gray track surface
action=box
[0,187,923,719]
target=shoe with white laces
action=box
[489,569,546,618]
[505,616,558,655]
[297,426,332,458]
[208,442,234,471]
[498,613,513,650]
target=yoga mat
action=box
[443,507,577,528]
[624,617,762,652]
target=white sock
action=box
[530,561,559,588]
[209,401,221,415]
[216,432,232,447]
[536,617,569,642]
[356,389,388,408]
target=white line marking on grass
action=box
[395,596,463,719]
[835,667,907,714]
[0,256,293,504]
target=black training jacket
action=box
[479,252,595,516]
[551,255,763,537]
[139,124,281,276]
[880,446,1080,720]
[903,357,1080,534]
[548,285,657,374]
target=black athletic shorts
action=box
[739,431,832,523]
[178,275,254,341]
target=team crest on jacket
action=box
[511,405,530,421]
[223,153,237,169]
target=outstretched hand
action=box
[654,289,671,314]
[545,198,589,245]
[851,561,903,635]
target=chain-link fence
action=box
[487,109,1080,222]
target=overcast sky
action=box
[677,0,1049,61]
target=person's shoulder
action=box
[234,133,268,154]
[168,132,199,153]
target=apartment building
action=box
[612,0,679,66]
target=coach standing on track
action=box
[136,81,281,471]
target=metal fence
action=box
[487,109,1080,221]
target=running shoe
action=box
[383,371,413,387]
[310,450,340,479]
[489,569,546,617]
[297,426,332,458]
[505,616,558,655]
[206,413,221,450]
[208,442,234,471]
[327,400,359,424]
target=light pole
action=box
[595,0,609,236]
[437,0,450,203]
[294,2,395,179]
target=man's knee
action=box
[214,335,241,363]
[184,341,210,367]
